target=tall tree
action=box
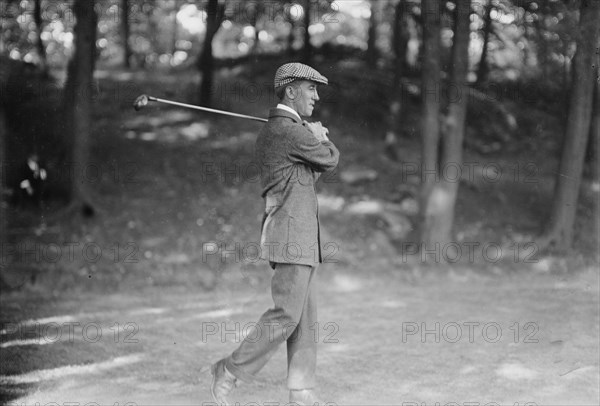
[540,0,600,250]
[249,1,264,53]
[393,0,410,90]
[287,4,297,55]
[366,0,379,68]
[421,0,471,250]
[418,0,443,249]
[34,0,47,75]
[586,76,599,180]
[303,0,313,64]
[121,0,131,68]
[0,107,6,270]
[532,0,551,79]
[0,106,8,290]
[198,0,225,106]
[170,4,179,56]
[63,0,97,210]
[476,0,494,85]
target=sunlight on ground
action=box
[0,354,143,385]
[329,274,363,293]
[379,299,407,309]
[1,338,54,348]
[186,307,245,321]
[126,111,196,129]
[179,123,210,141]
[496,362,539,380]
[317,194,345,213]
[125,121,211,143]
[0,315,76,335]
[346,200,383,215]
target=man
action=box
[210,63,340,405]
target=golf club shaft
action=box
[148,96,268,123]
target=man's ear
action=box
[286,85,297,100]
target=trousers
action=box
[225,263,317,390]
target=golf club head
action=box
[133,94,149,111]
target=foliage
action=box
[0,0,585,86]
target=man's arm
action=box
[287,126,339,172]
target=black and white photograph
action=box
[1,0,599,405]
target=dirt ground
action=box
[1,263,598,405]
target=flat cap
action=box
[274,62,328,89]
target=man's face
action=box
[288,80,320,117]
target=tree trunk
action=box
[288,15,296,55]
[366,0,379,68]
[585,75,599,180]
[170,7,178,56]
[393,0,410,91]
[522,12,532,68]
[562,37,571,93]
[250,2,263,54]
[0,107,6,263]
[198,0,224,107]
[121,0,131,68]
[0,107,8,289]
[541,0,600,250]
[476,0,493,85]
[145,3,159,63]
[34,0,48,75]
[63,0,97,208]
[534,2,550,80]
[422,0,471,250]
[419,0,443,249]
[303,0,312,64]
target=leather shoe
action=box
[289,389,324,405]
[210,359,237,405]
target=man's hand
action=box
[303,121,329,142]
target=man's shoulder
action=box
[269,107,301,123]
[263,114,307,139]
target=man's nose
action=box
[313,90,320,101]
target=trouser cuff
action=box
[224,357,257,384]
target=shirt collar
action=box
[276,103,302,122]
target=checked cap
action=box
[274,63,328,88]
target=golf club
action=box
[133,94,268,123]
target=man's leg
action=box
[286,269,317,390]
[224,263,314,382]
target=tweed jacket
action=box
[256,108,340,268]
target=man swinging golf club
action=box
[209,63,340,405]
